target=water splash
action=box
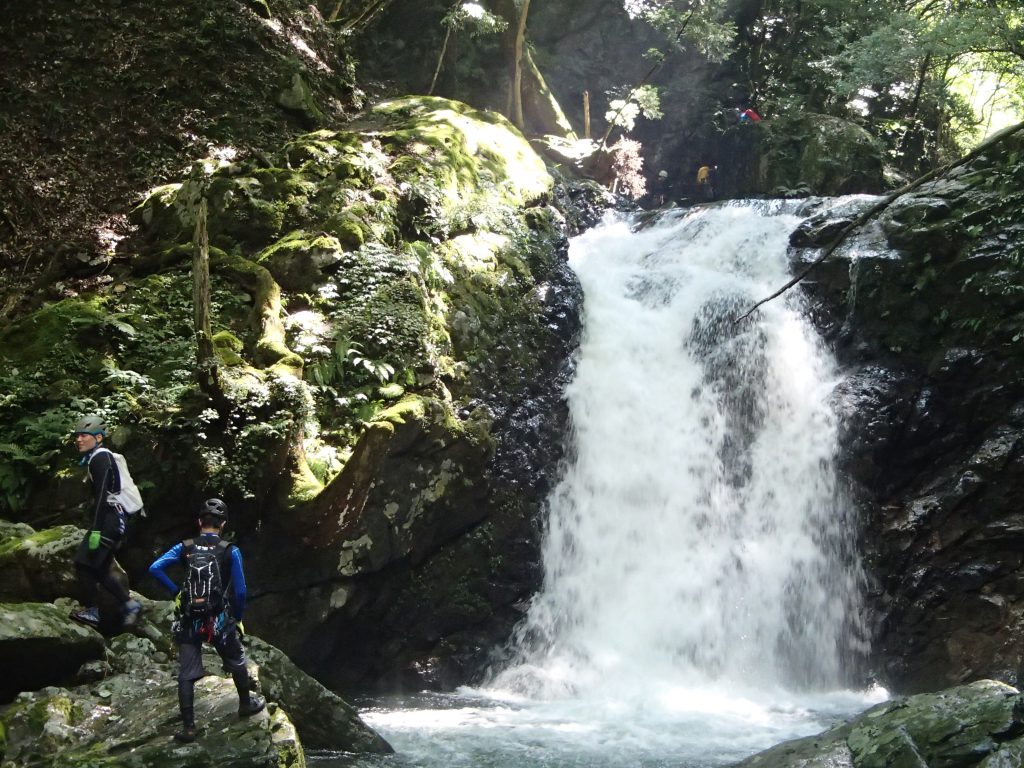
[491,205,866,702]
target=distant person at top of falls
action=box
[652,169,669,206]
[738,107,762,124]
[696,164,716,201]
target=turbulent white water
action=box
[321,203,885,768]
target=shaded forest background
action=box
[3,0,1022,310]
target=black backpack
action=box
[181,537,232,619]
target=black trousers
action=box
[175,620,251,728]
[73,535,130,605]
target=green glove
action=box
[87,530,101,550]
[236,621,245,638]
[174,592,182,613]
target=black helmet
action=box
[74,414,107,436]
[200,498,228,520]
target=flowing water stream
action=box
[315,202,886,768]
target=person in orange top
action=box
[696,164,716,200]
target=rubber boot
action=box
[233,669,266,717]
[174,679,197,742]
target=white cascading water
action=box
[343,203,884,768]
[495,201,862,698]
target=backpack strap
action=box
[86,447,122,495]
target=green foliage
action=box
[305,339,396,390]
[626,0,736,62]
[735,0,1024,172]
[773,183,815,198]
[605,84,663,133]
[442,2,508,36]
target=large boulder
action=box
[734,680,1024,768]
[0,600,390,764]
[246,636,391,752]
[795,125,1024,692]
[0,676,304,768]
[0,522,83,602]
[759,113,886,196]
[0,602,105,703]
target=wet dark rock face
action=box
[794,130,1024,693]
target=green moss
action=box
[0,525,74,559]
[213,330,244,353]
[333,217,366,249]
[289,457,324,506]
[256,230,342,265]
[277,72,325,125]
[0,296,111,366]
[377,396,427,426]
[213,331,245,366]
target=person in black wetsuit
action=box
[149,498,266,743]
[70,414,142,628]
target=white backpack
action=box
[90,447,145,515]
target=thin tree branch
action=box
[429,4,460,96]
[733,121,1024,323]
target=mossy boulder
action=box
[0,676,304,768]
[277,71,325,127]
[735,680,1024,768]
[0,598,389,764]
[0,602,106,703]
[751,113,886,196]
[256,230,344,292]
[0,522,83,603]
[245,636,392,752]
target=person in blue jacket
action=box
[149,498,265,743]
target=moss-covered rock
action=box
[760,113,886,196]
[735,680,1024,768]
[0,676,304,768]
[245,636,392,752]
[0,523,82,602]
[0,596,389,764]
[0,602,106,703]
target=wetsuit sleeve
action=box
[148,543,184,595]
[230,546,246,620]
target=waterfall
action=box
[491,202,865,702]
[350,203,881,768]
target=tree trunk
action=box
[512,0,532,130]
[192,196,217,393]
[583,90,591,139]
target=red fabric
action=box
[742,108,762,122]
